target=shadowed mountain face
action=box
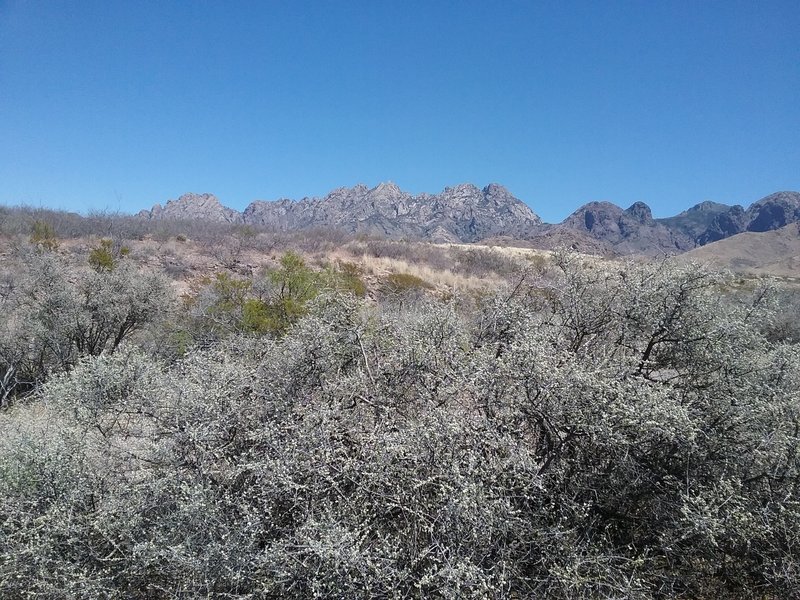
[659,192,800,243]
[552,201,685,255]
[657,201,746,246]
[138,186,800,255]
[746,191,800,232]
[552,191,800,256]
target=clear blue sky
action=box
[1,0,798,223]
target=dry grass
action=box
[682,223,800,278]
[356,254,497,292]
[1,228,623,302]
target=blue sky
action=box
[1,1,798,223]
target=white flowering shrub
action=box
[0,256,797,598]
[0,253,171,402]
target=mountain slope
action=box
[657,201,747,246]
[551,191,800,256]
[681,222,800,277]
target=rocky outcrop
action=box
[138,193,242,224]
[143,182,543,244]
[556,201,684,255]
[746,191,800,232]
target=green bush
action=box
[241,298,272,333]
[29,220,59,251]
[330,260,367,297]
[88,238,130,271]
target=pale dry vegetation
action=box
[0,205,799,598]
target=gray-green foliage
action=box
[0,252,171,402]
[0,257,798,598]
[184,252,367,344]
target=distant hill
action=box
[681,222,800,278]
[550,191,800,256]
[656,201,747,246]
[544,200,684,255]
[138,185,800,257]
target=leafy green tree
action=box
[257,251,325,334]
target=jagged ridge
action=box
[139,182,542,244]
[138,186,800,255]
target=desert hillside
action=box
[682,222,800,280]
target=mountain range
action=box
[137,184,800,256]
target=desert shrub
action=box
[330,260,367,297]
[449,246,522,278]
[255,251,325,334]
[88,238,130,271]
[185,252,354,339]
[761,284,800,343]
[362,239,456,272]
[1,205,186,240]
[290,226,352,253]
[526,252,549,273]
[239,298,271,333]
[72,262,171,355]
[462,255,800,597]
[88,240,114,270]
[183,272,252,341]
[29,220,59,251]
[159,253,192,279]
[0,256,798,597]
[0,253,172,402]
[382,272,433,297]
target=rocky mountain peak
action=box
[686,200,730,214]
[563,202,622,231]
[746,191,800,232]
[135,184,800,256]
[368,182,409,205]
[442,183,482,200]
[371,181,402,195]
[483,183,517,205]
[754,191,800,205]
[483,183,511,196]
[625,201,653,224]
[559,201,680,255]
[148,182,543,243]
[138,192,241,223]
